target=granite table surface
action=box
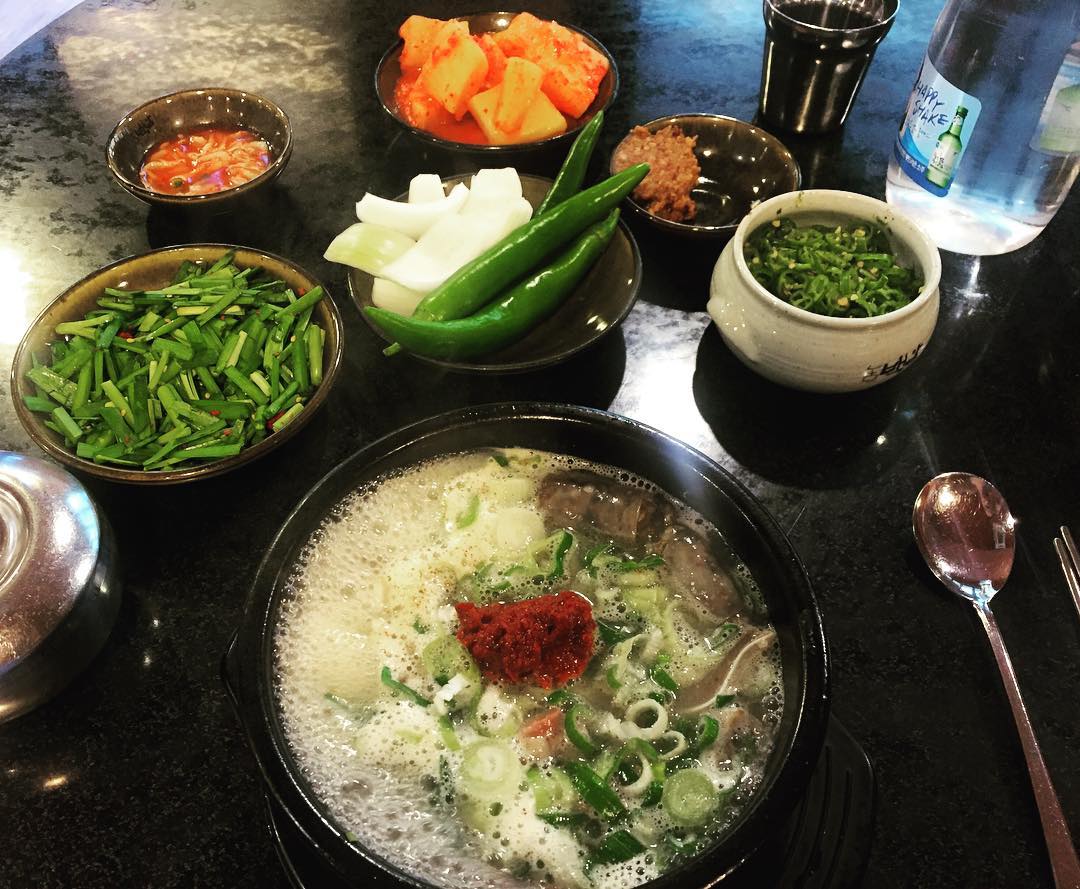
[1,0,1078,887]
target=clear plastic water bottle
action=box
[886,0,1080,255]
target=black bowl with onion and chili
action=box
[223,402,829,888]
[106,87,292,209]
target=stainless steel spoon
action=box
[914,472,1080,888]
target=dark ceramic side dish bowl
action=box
[223,402,830,889]
[347,174,642,374]
[106,88,293,208]
[611,114,801,240]
[375,11,618,155]
[11,244,343,485]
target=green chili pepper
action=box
[743,217,922,318]
[410,165,647,326]
[367,210,620,361]
[535,110,605,216]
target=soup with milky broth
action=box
[275,448,781,889]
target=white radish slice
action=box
[323,223,415,275]
[462,168,523,214]
[408,173,446,204]
[371,278,425,316]
[380,203,530,294]
[356,182,469,239]
[501,196,535,234]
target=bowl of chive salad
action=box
[707,189,941,393]
[11,245,343,484]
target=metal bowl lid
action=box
[0,452,104,672]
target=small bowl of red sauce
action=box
[106,87,292,208]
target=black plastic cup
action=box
[759,0,899,134]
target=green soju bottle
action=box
[926,107,968,188]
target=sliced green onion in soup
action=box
[662,768,719,827]
[460,739,523,800]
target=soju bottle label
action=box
[1031,42,1080,156]
[893,53,982,196]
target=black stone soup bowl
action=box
[223,402,829,887]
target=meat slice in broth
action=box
[657,527,739,619]
[537,470,671,545]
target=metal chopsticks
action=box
[1053,526,1080,622]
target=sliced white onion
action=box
[356,182,469,239]
[323,223,414,275]
[623,698,669,740]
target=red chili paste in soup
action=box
[454,591,596,688]
[140,128,271,195]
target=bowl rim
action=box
[374,11,619,153]
[609,113,802,236]
[10,242,343,485]
[348,172,643,374]
[104,86,294,206]
[729,188,942,329]
[224,401,831,889]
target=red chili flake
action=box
[222,429,232,436]
[455,591,596,689]
[297,287,306,296]
[265,410,286,431]
[209,409,221,417]
[117,330,135,340]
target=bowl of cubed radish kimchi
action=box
[375,12,618,153]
